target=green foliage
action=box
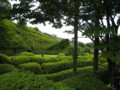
[44,56,59,63]
[76,59,93,67]
[0,54,11,64]
[0,64,16,74]
[0,70,72,90]
[41,66,93,82]
[18,62,41,73]
[48,39,70,50]
[29,55,45,64]
[11,56,30,66]
[100,62,108,70]
[41,61,71,74]
[78,53,93,61]
[99,57,107,64]
[0,1,11,20]
[0,19,59,55]
[19,52,34,56]
[57,53,72,62]
[62,72,109,90]
[65,45,84,56]
[0,19,28,50]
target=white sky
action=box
[27,22,92,43]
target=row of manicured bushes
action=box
[41,66,93,81]
[0,53,107,66]
[41,60,71,74]
[61,71,113,90]
[0,70,72,90]
[0,53,107,74]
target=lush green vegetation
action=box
[0,53,111,89]
[1,0,120,89]
[0,19,59,55]
[0,70,72,90]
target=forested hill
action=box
[0,19,59,54]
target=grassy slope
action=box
[0,19,59,53]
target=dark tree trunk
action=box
[107,59,116,86]
[73,14,78,75]
[93,37,99,71]
[73,2,79,75]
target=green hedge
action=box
[41,60,71,74]
[0,70,73,90]
[29,55,45,64]
[11,56,30,66]
[19,52,34,56]
[44,56,59,62]
[41,66,93,82]
[62,71,111,90]
[18,62,41,73]
[0,64,16,74]
[0,54,11,64]
[71,59,93,67]
[99,57,107,64]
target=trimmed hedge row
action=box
[41,66,93,81]
[11,55,60,66]
[0,54,11,64]
[30,55,45,64]
[0,70,73,90]
[0,64,16,74]
[41,60,71,74]
[11,56,30,66]
[61,71,111,90]
[19,52,34,56]
[18,62,41,74]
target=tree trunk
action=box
[93,37,99,71]
[107,59,116,86]
[73,15,78,75]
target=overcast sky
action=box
[27,22,92,43]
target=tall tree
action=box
[22,0,81,75]
[0,0,11,20]
[81,0,120,86]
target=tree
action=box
[13,0,81,75]
[80,0,120,86]
[0,0,11,20]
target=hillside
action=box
[0,19,59,55]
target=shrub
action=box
[99,57,107,64]
[0,64,16,74]
[0,54,11,64]
[71,59,93,67]
[18,62,41,73]
[78,53,93,61]
[100,62,108,70]
[61,72,110,90]
[0,70,73,90]
[44,56,59,62]
[41,60,71,74]
[11,56,30,66]
[19,52,34,56]
[29,55,45,64]
[41,66,93,82]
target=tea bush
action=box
[0,64,16,74]
[29,55,45,64]
[0,54,11,64]
[19,52,34,56]
[41,66,93,81]
[62,72,110,90]
[0,70,73,90]
[11,56,30,66]
[71,59,93,67]
[41,60,71,74]
[18,62,41,73]
[44,56,59,62]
